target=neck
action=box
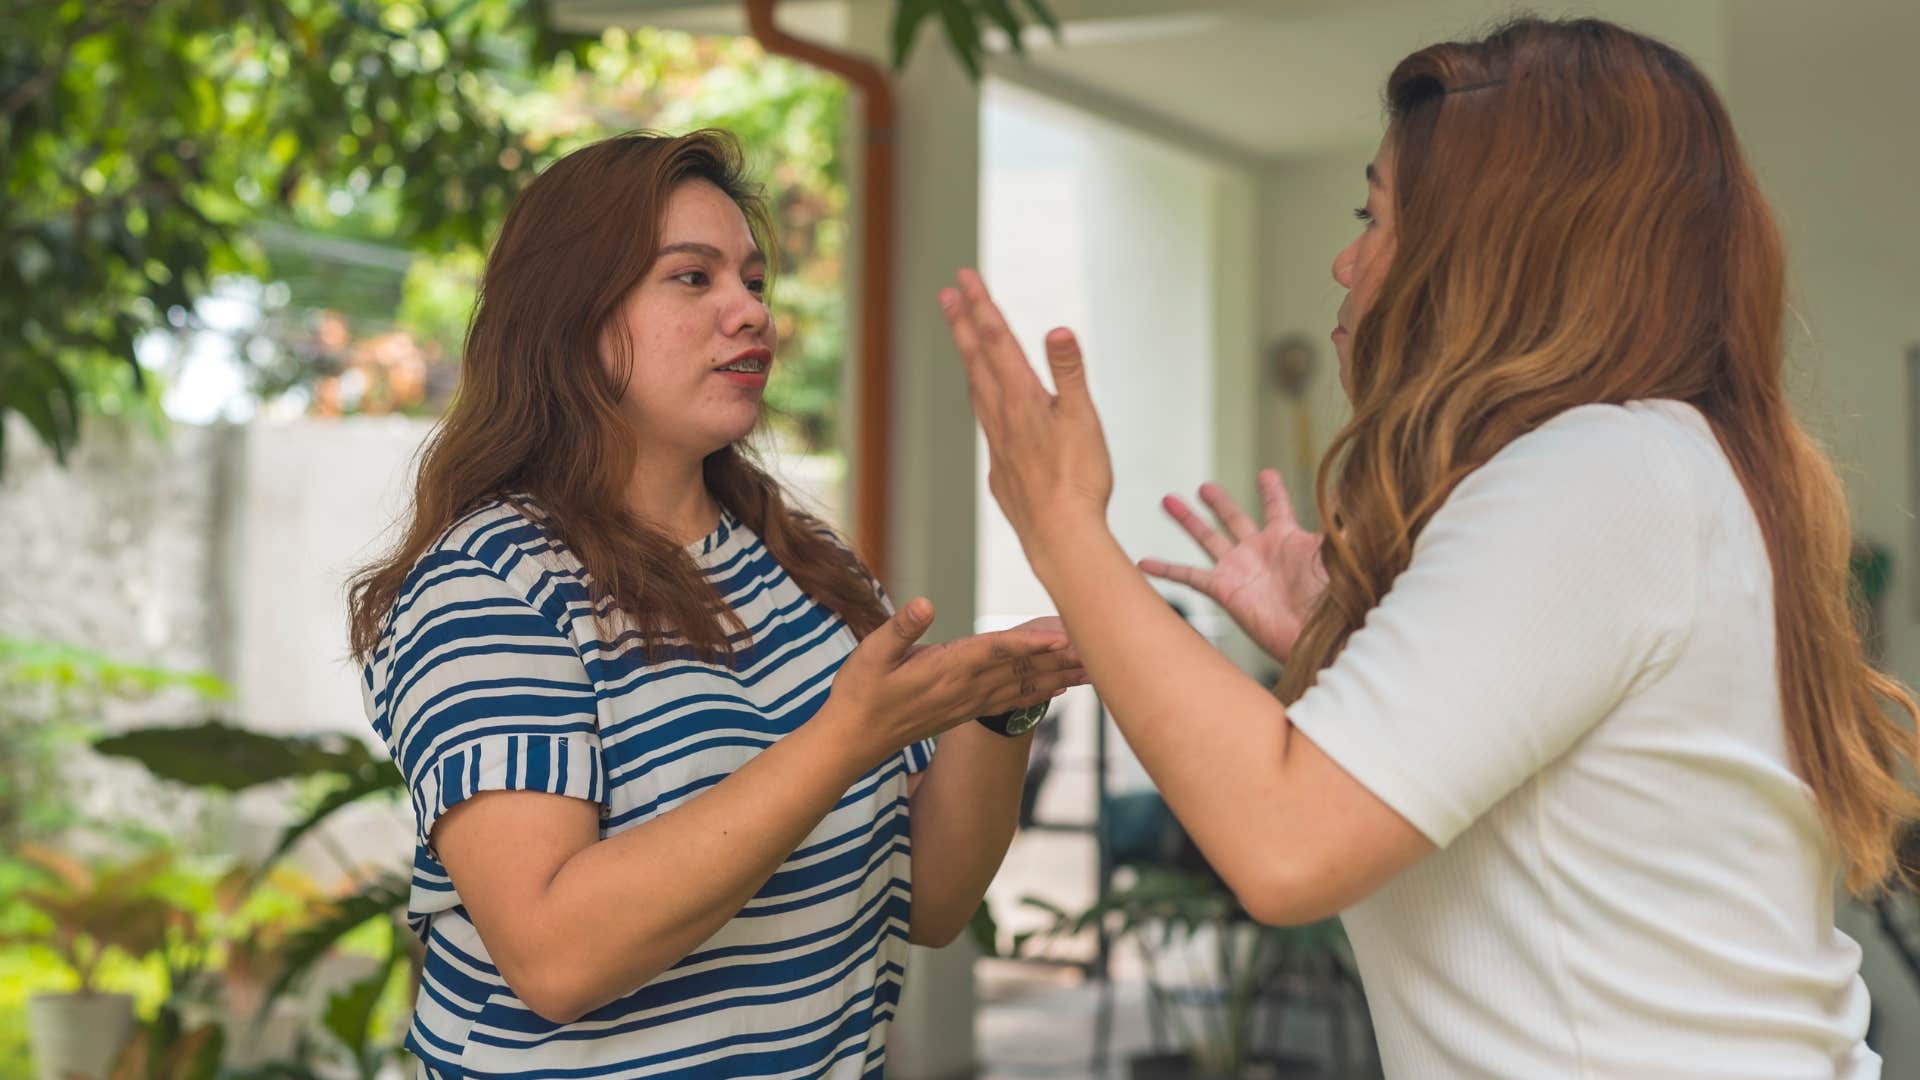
[624,448,721,547]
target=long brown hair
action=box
[1278,18,1920,893]
[347,131,887,664]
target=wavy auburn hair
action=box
[1277,18,1920,892]
[347,130,887,665]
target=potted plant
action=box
[6,844,184,1080]
[1014,863,1365,1080]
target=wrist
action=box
[805,697,891,779]
[1024,514,1119,585]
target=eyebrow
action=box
[657,241,766,266]
[1365,164,1382,188]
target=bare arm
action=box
[1029,523,1430,925]
[903,721,1034,946]
[433,709,872,1025]
[942,271,1430,926]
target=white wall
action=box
[1725,0,1920,1066]
[232,417,431,740]
[976,78,1236,644]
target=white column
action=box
[840,3,983,1077]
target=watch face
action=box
[1002,702,1048,736]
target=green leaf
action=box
[891,0,939,71]
[967,899,999,957]
[257,765,405,877]
[1020,0,1063,38]
[935,1,984,80]
[93,721,379,791]
[322,951,394,1055]
[976,0,1028,54]
[262,873,410,1012]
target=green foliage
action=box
[2,0,1062,466]
[1011,865,1348,1076]
[92,721,387,792]
[894,0,1061,78]
[1,0,582,464]
[3,845,185,994]
[259,872,411,1014]
[105,1003,226,1080]
[0,638,233,849]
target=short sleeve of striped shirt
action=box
[381,552,606,852]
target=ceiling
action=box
[549,0,1732,161]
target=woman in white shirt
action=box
[941,15,1918,1079]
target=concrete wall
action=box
[0,418,232,684]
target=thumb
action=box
[1045,328,1091,410]
[869,597,934,666]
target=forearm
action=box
[1030,524,1295,899]
[905,722,1033,945]
[522,710,874,1021]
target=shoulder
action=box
[394,498,582,637]
[1411,401,1713,614]
[1446,400,1710,533]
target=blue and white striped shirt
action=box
[360,498,933,1078]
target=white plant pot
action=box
[27,992,135,1080]
[220,999,306,1069]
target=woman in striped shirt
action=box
[346,130,1082,1078]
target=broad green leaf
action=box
[93,721,378,791]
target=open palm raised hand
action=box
[1139,469,1328,664]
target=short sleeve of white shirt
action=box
[1286,404,1700,847]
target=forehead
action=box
[1368,134,1394,189]
[659,180,758,250]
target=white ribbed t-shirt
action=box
[1288,400,1878,1079]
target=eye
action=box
[671,269,709,287]
[1353,206,1375,225]
[746,276,767,296]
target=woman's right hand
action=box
[1139,469,1328,664]
[820,599,1085,767]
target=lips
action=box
[717,348,772,375]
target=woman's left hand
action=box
[940,270,1113,558]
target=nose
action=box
[1332,238,1358,290]
[720,278,769,338]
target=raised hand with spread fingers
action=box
[1139,470,1328,664]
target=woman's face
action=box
[605,179,776,462]
[1331,136,1397,390]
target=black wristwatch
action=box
[976,702,1049,737]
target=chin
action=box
[706,420,761,455]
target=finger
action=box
[1259,468,1300,529]
[976,672,1089,716]
[941,286,1000,419]
[1138,558,1211,592]
[868,597,934,667]
[1013,615,1066,636]
[1043,327,1095,417]
[954,270,1047,401]
[973,627,1073,658]
[1160,494,1232,562]
[978,647,1085,680]
[1199,482,1258,543]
